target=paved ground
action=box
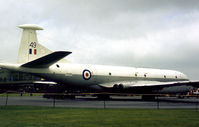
[0,96,199,109]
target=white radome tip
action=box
[18,24,43,30]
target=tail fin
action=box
[17,24,52,64]
[17,24,69,64]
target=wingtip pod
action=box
[18,24,43,30]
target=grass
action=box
[0,106,198,127]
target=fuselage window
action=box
[135,72,138,77]
[164,75,166,78]
[56,64,60,68]
[175,76,178,79]
[144,73,147,77]
[109,72,111,76]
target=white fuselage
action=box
[4,63,188,84]
[49,63,188,83]
[0,62,190,93]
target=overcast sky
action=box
[0,0,199,79]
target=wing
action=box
[0,80,57,92]
[21,51,72,68]
[0,80,57,86]
[99,80,199,93]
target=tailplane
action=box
[22,51,72,68]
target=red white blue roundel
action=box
[82,69,92,80]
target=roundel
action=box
[82,69,92,80]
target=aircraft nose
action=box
[182,73,189,80]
